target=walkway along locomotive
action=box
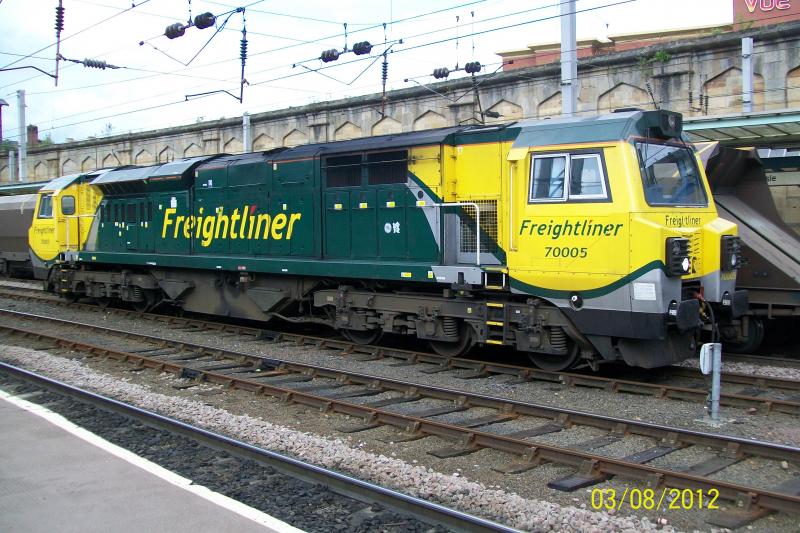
[29,109,747,370]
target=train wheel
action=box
[341,328,382,345]
[429,325,474,358]
[62,292,79,304]
[528,343,581,372]
[722,317,765,354]
[95,297,112,309]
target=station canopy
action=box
[684,109,800,146]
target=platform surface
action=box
[0,390,301,533]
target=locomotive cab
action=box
[29,173,102,278]
[506,109,745,368]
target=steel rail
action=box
[0,362,517,533]
[722,353,800,367]
[665,366,800,393]
[0,311,797,460]
[1,318,800,520]
[1,282,798,369]
[0,289,799,407]
[0,305,798,415]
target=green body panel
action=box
[125,200,139,251]
[154,192,191,255]
[228,160,268,187]
[198,165,228,188]
[291,192,315,256]
[350,189,377,258]
[85,136,457,281]
[194,187,226,255]
[141,198,155,253]
[405,188,439,262]
[228,186,255,256]
[377,188,405,259]
[269,192,291,256]
[275,158,315,188]
[324,190,350,258]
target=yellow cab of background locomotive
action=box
[29,179,101,264]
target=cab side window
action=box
[37,194,54,218]
[569,154,606,199]
[530,155,566,201]
[61,195,76,216]
[529,152,608,203]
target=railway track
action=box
[0,288,799,414]
[0,363,513,533]
[0,309,799,528]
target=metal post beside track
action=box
[700,342,723,421]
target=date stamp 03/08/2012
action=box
[590,488,720,512]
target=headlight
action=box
[721,235,741,272]
[665,237,691,277]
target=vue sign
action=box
[744,0,792,12]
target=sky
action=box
[0,0,733,144]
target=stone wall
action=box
[4,22,800,182]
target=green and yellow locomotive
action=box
[31,109,746,370]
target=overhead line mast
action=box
[560,0,577,116]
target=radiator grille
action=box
[459,200,498,255]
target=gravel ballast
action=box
[0,345,673,533]
[0,374,442,533]
[1,294,799,531]
[0,295,796,448]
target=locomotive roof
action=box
[512,109,679,148]
[92,156,215,186]
[197,123,520,171]
[40,169,112,192]
[274,125,469,159]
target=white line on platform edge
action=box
[0,386,306,533]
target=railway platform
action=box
[0,390,301,533]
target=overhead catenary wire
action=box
[7,1,497,99]
[6,0,562,98]
[1,0,600,100]
[0,0,153,70]
[0,0,785,97]
[3,1,791,141]
[0,0,491,93]
[3,0,636,139]
[10,31,797,139]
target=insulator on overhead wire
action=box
[194,12,216,30]
[82,58,108,69]
[54,4,65,33]
[320,49,340,62]
[165,22,187,39]
[240,37,248,62]
[464,61,482,74]
[382,57,388,82]
[433,67,450,79]
[352,41,372,55]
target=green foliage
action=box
[652,50,671,63]
[0,139,17,153]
